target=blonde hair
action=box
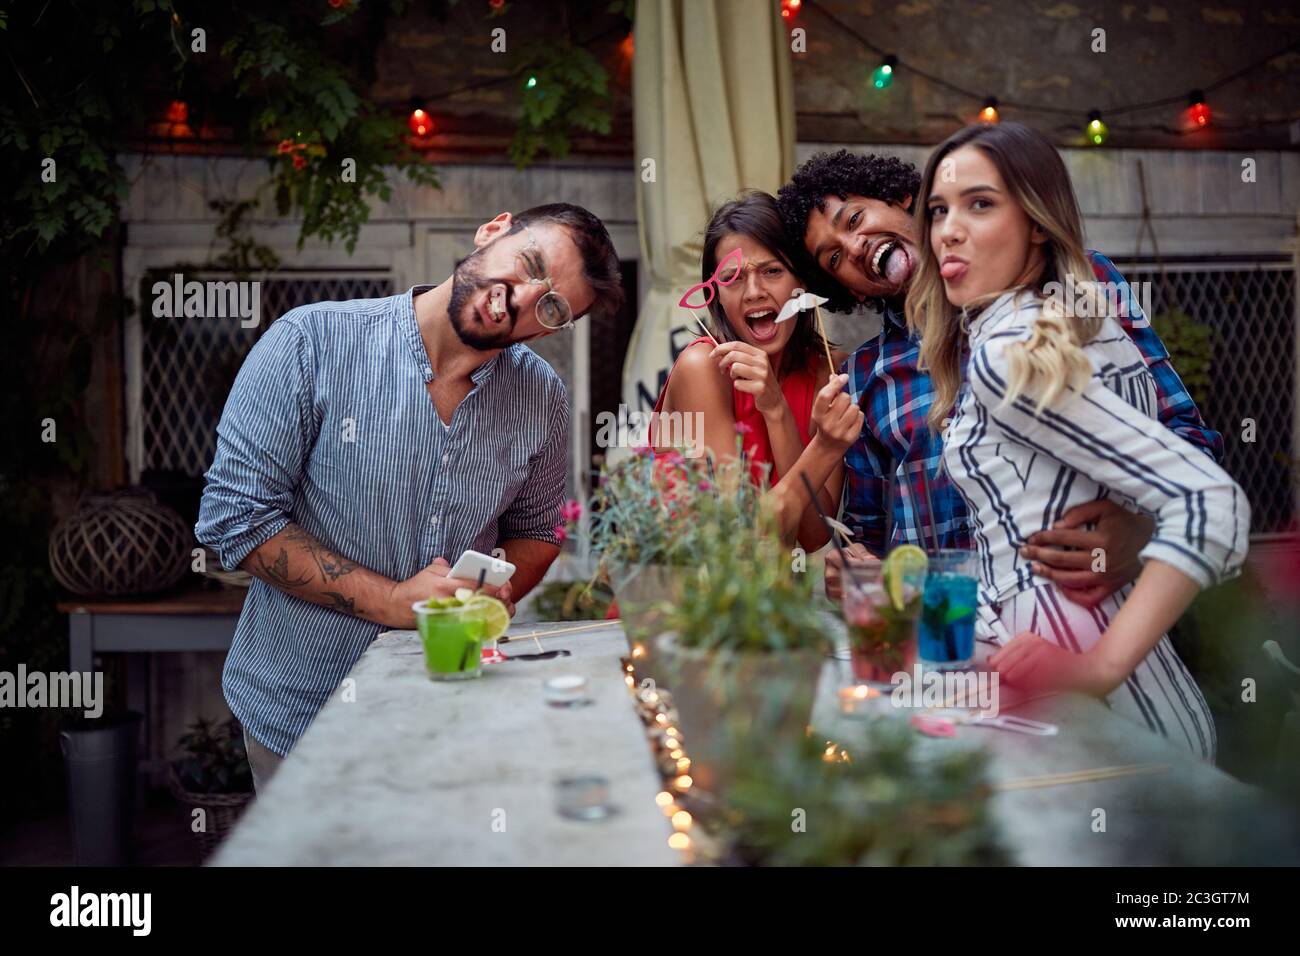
[906,123,1106,429]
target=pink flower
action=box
[734,421,753,436]
[553,524,568,544]
[560,499,583,523]
[663,451,684,467]
[630,445,652,456]
[698,480,711,491]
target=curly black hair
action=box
[776,150,922,313]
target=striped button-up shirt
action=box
[196,286,569,755]
[841,251,1224,556]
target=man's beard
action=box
[447,248,517,350]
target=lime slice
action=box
[944,605,975,626]
[461,595,510,641]
[454,587,477,603]
[882,544,929,611]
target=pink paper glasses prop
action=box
[678,246,744,310]
[678,247,745,347]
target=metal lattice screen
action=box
[139,273,395,477]
[1112,259,1296,536]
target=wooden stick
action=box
[813,304,836,376]
[995,763,1170,792]
[499,620,617,644]
[690,310,719,346]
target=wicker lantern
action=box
[49,489,193,597]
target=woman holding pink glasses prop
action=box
[651,191,862,549]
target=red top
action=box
[652,337,819,486]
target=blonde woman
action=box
[907,122,1250,760]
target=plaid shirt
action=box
[842,250,1225,557]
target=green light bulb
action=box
[871,57,896,90]
[1086,113,1108,146]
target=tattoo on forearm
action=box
[255,548,314,589]
[322,591,360,617]
[285,526,360,581]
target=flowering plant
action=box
[586,432,769,576]
[553,498,583,545]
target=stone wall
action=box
[788,0,1300,149]
[355,0,1299,160]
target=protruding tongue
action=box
[488,285,508,321]
[940,260,967,280]
[883,244,911,284]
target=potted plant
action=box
[167,717,254,860]
[587,439,768,658]
[654,499,831,796]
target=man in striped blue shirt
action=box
[196,203,623,788]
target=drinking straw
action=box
[458,640,473,672]
[916,463,942,554]
[913,464,956,659]
[799,472,865,592]
[884,458,896,548]
[476,568,487,592]
[690,310,719,346]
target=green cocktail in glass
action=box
[413,598,486,681]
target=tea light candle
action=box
[555,775,613,820]
[838,684,883,715]
[543,674,590,708]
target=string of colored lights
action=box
[399,20,630,138]
[789,0,1300,144]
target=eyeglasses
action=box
[516,226,576,330]
[678,247,744,310]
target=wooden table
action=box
[213,618,1298,866]
[58,584,247,774]
[812,643,1300,866]
[212,622,678,866]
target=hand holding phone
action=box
[447,549,516,588]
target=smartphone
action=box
[447,549,516,588]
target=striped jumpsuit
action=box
[945,291,1251,762]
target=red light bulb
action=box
[408,108,431,137]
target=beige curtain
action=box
[621,0,795,424]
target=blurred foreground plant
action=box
[715,717,1008,866]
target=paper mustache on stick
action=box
[777,291,837,376]
[775,290,829,323]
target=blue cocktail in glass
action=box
[919,550,977,669]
